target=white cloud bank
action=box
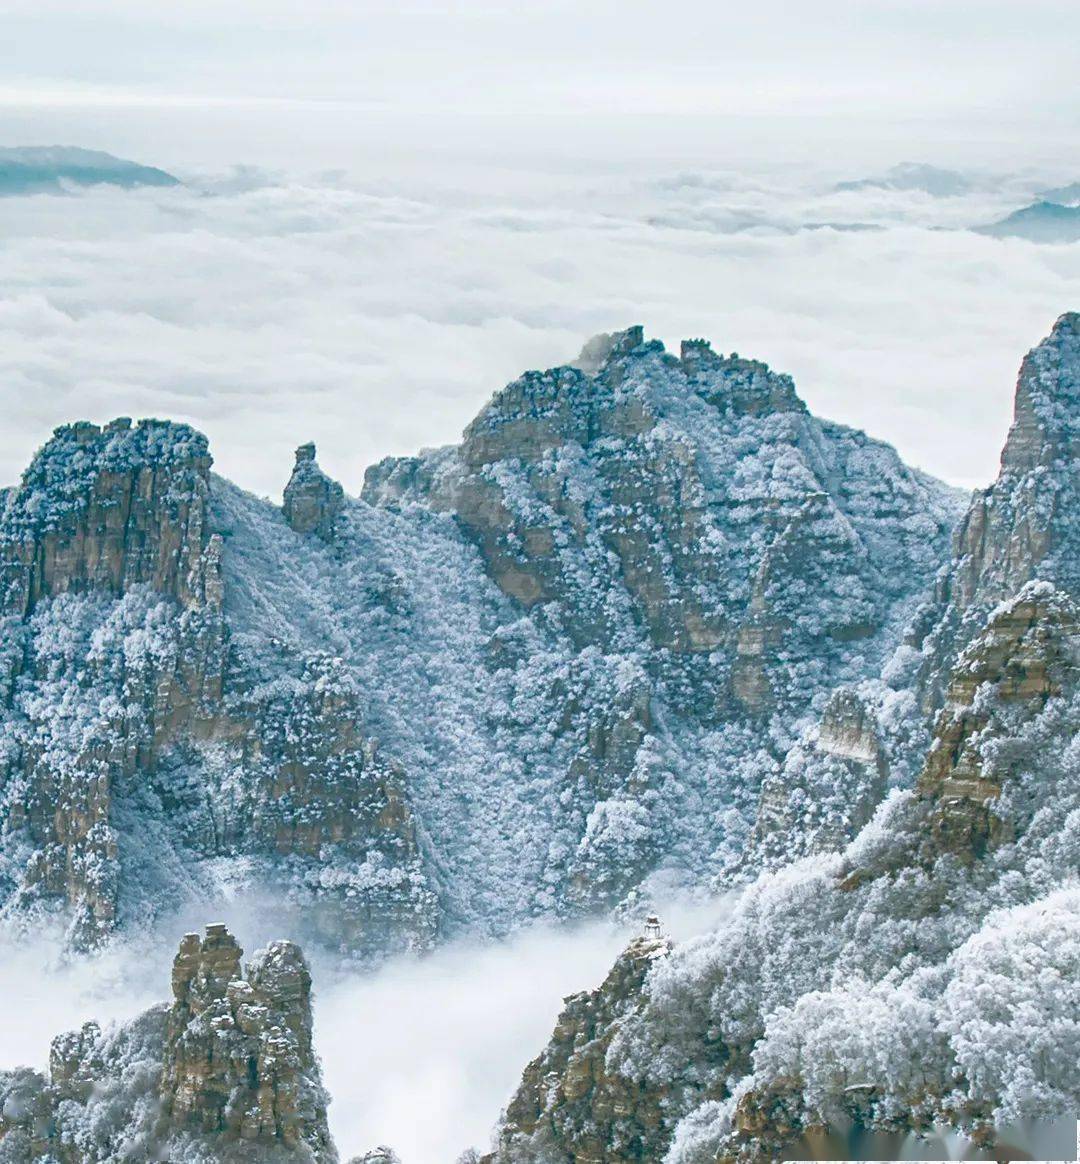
[0,162,1078,501]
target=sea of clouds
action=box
[1,157,1079,502]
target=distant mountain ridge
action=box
[834,161,976,196]
[1037,179,1080,205]
[976,199,1080,243]
[0,146,179,195]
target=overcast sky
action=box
[0,1,1078,498]
[2,0,1080,168]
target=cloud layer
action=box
[1,161,1078,498]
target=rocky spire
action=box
[283,442,345,542]
[947,313,1080,611]
[161,923,333,1156]
[920,313,1080,705]
[0,923,338,1162]
[1000,311,1080,473]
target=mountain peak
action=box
[570,325,646,374]
[680,338,805,416]
[0,418,214,614]
[0,145,180,195]
[1002,311,1080,472]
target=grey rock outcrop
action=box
[361,327,960,908]
[485,933,674,1164]
[753,687,889,862]
[0,418,218,616]
[919,312,1080,706]
[283,444,344,542]
[364,328,957,689]
[161,924,334,1156]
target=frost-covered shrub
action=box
[940,887,1080,1124]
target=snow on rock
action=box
[483,318,1080,1164]
[0,327,964,957]
[0,923,335,1162]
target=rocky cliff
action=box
[485,933,674,1164]
[484,317,1080,1164]
[919,311,1080,704]
[0,326,962,956]
[0,421,434,954]
[0,924,336,1163]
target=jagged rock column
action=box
[162,923,336,1158]
[0,923,338,1162]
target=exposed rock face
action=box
[283,444,344,542]
[0,418,217,616]
[0,423,434,955]
[357,327,958,919]
[920,312,1080,705]
[753,687,889,863]
[0,420,228,947]
[486,934,673,1164]
[0,325,961,956]
[0,924,336,1162]
[162,924,334,1156]
[913,582,1079,861]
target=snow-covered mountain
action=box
[486,314,1080,1164]
[0,316,1077,1164]
[0,328,962,958]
